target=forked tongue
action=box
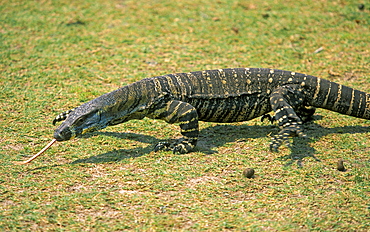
[13,139,57,165]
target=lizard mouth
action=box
[54,128,74,141]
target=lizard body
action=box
[53,68,370,153]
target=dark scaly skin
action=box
[53,68,370,154]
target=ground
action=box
[1,0,369,231]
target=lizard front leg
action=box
[269,85,307,152]
[148,100,199,154]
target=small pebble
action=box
[337,159,346,172]
[243,168,255,178]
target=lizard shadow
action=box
[276,122,369,167]
[71,123,276,164]
[71,116,368,166]
[71,132,156,164]
[199,117,368,166]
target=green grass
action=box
[1,0,369,231]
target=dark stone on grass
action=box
[243,168,255,178]
[337,159,346,172]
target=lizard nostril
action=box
[53,131,64,141]
[54,129,72,141]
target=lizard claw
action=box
[261,114,276,124]
[269,123,306,152]
[173,140,194,154]
[154,141,171,152]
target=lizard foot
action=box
[154,139,196,154]
[270,123,306,152]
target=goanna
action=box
[53,68,370,153]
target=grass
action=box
[1,0,369,231]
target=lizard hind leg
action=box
[269,85,307,152]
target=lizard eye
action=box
[75,116,86,125]
[75,110,100,125]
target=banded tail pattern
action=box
[307,78,370,120]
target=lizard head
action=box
[53,103,107,141]
[52,87,148,141]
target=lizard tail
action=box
[308,78,370,120]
